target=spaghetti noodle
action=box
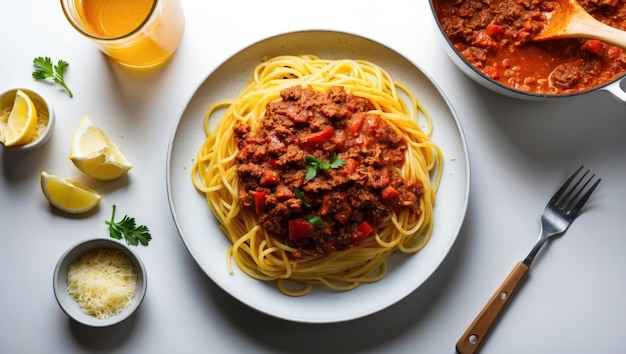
[192,55,442,296]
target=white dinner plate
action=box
[166,30,470,323]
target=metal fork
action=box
[456,166,601,354]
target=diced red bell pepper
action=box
[357,221,375,236]
[319,195,332,216]
[303,126,335,147]
[260,170,280,186]
[381,186,400,204]
[339,158,358,176]
[352,221,375,243]
[252,191,268,215]
[583,39,602,56]
[363,115,380,134]
[347,113,366,135]
[485,24,503,37]
[288,219,313,240]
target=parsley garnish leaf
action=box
[307,215,324,227]
[328,153,346,169]
[105,205,152,246]
[32,56,73,97]
[294,188,311,208]
[305,153,346,181]
[305,155,320,180]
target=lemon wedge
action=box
[0,90,38,146]
[41,171,103,214]
[69,115,132,181]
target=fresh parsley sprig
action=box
[305,153,346,181]
[106,205,152,246]
[32,56,73,97]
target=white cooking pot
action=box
[428,0,626,103]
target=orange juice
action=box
[61,0,184,68]
[80,0,153,37]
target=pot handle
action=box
[602,77,626,104]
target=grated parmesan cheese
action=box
[66,248,137,319]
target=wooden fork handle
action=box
[456,261,529,354]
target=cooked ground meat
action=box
[435,0,626,94]
[235,85,424,258]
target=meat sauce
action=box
[234,85,424,258]
[434,0,626,95]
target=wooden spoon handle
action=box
[583,20,626,50]
[455,261,529,354]
[565,1,626,49]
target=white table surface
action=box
[2,1,625,353]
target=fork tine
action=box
[548,165,584,205]
[560,169,592,207]
[559,169,589,207]
[568,174,601,217]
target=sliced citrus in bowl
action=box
[41,171,103,214]
[0,89,38,146]
[69,115,132,181]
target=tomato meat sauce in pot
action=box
[432,0,626,98]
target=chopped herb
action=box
[305,153,346,181]
[32,56,73,97]
[294,188,311,207]
[305,162,318,181]
[105,205,152,246]
[307,214,324,227]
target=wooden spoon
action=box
[533,0,626,49]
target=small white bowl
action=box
[0,87,55,151]
[53,238,147,327]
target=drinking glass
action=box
[60,0,185,69]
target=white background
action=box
[1,0,625,353]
